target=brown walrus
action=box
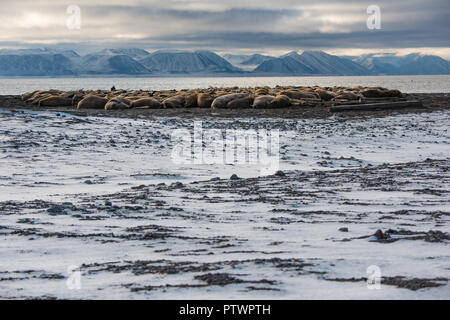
[38,95,73,107]
[72,94,85,106]
[279,90,318,100]
[77,95,108,109]
[21,91,38,101]
[268,94,291,108]
[131,97,162,109]
[105,98,132,110]
[30,94,53,105]
[211,93,251,109]
[226,96,254,109]
[360,88,402,98]
[184,93,198,108]
[252,95,275,108]
[314,89,336,101]
[163,95,185,108]
[197,93,215,108]
[254,88,270,95]
[334,92,361,101]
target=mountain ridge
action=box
[0,48,449,76]
[347,52,450,75]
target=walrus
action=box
[279,90,318,100]
[226,96,254,109]
[334,92,361,101]
[77,95,108,109]
[131,97,162,109]
[30,94,53,105]
[111,89,125,95]
[24,90,51,104]
[104,98,132,110]
[314,89,336,101]
[163,95,185,108]
[38,95,73,107]
[298,87,317,94]
[197,93,215,108]
[21,91,38,101]
[184,93,198,108]
[124,95,146,101]
[60,91,79,99]
[268,94,291,108]
[254,88,270,95]
[211,93,250,109]
[29,90,61,100]
[252,95,275,109]
[72,94,85,105]
[360,88,402,98]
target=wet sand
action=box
[1,93,449,120]
[0,91,449,299]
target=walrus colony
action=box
[20,86,419,112]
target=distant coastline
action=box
[1,75,450,96]
[1,48,450,77]
[0,73,429,78]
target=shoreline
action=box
[0,89,449,299]
[1,92,449,120]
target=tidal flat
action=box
[0,89,449,299]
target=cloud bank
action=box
[1,0,449,57]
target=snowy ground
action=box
[0,109,449,299]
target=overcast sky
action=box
[1,0,449,57]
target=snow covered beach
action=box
[0,92,449,299]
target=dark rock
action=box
[194,273,243,286]
[275,170,285,177]
[374,229,390,240]
[47,205,66,215]
[171,182,184,188]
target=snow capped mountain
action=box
[241,54,274,66]
[396,54,450,75]
[349,53,450,75]
[97,48,151,60]
[76,54,150,75]
[140,50,242,74]
[297,51,371,75]
[0,47,449,76]
[0,48,150,76]
[223,53,273,66]
[0,53,75,76]
[222,54,252,66]
[222,53,274,71]
[0,48,55,55]
[0,48,80,76]
[0,48,80,59]
[254,54,315,74]
[255,50,372,75]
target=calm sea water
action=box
[0,75,449,95]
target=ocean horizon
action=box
[1,74,450,95]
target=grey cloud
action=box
[0,0,449,53]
